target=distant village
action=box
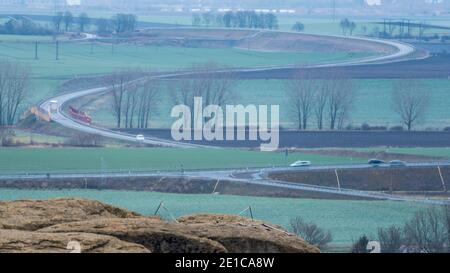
[0,0,449,16]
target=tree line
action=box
[106,70,159,129]
[290,205,450,253]
[353,206,450,253]
[106,67,431,131]
[339,18,357,36]
[287,70,355,131]
[52,11,90,33]
[287,70,431,131]
[51,12,136,35]
[106,64,235,129]
[192,11,279,29]
[0,60,30,126]
[0,16,53,35]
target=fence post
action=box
[154,201,163,215]
[438,166,447,193]
[335,169,341,191]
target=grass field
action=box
[0,41,371,78]
[0,188,429,245]
[0,147,364,174]
[0,36,374,107]
[88,78,450,129]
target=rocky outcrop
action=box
[39,218,228,253]
[40,215,319,253]
[177,214,320,253]
[0,229,150,253]
[0,198,140,231]
[0,198,319,253]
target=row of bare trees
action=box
[106,64,237,129]
[168,63,236,124]
[353,206,450,253]
[0,60,30,126]
[287,70,355,130]
[106,71,160,129]
[287,70,431,131]
[105,66,431,131]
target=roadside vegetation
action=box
[352,206,450,253]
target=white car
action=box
[136,134,145,141]
[290,161,312,167]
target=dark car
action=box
[368,159,386,167]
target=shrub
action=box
[290,217,333,249]
[361,123,371,131]
[377,226,404,253]
[352,235,369,253]
[390,126,404,131]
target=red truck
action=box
[68,106,92,124]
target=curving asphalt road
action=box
[38,32,418,148]
[2,162,450,205]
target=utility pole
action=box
[55,41,59,60]
[90,42,94,54]
[332,0,336,22]
[34,41,38,60]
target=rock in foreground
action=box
[0,229,150,253]
[39,218,228,253]
[177,214,319,253]
[0,198,140,231]
[0,198,319,253]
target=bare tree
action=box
[52,12,64,33]
[78,13,90,32]
[327,77,354,130]
[290,217,332,249]
[287,70,316,130]
[391,80,430,131]
[169,63,236,126]
[444,205,450,248]
[403,208,447,253]
[63,11,74,32]
[105,70,138,128]
[377,225,404,253]
[0,127,14,146]
[0,60,30,126]
[122,79,161,129]
[314,80,329,130]
[352,235,370,253]
[137,80,160,129]
[122,83,139,129]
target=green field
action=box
[0,41,371,78]
[0,147,364,174]
[0,189,429,245]
[88,78,450,129]
[0,36,374,107]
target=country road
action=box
[38,32,418,149]
[2,162,450,205]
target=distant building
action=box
[365,0,382,6]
